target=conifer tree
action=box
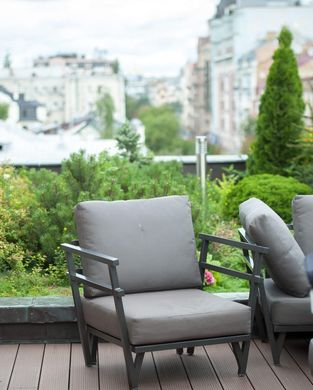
[248,27,305,175]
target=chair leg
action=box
[123,349,145,390]
[90,335,98,365]
[187,347,195,356]
[255,303,267,342]
[270,333,286,365]
[259,284,286,364]
[231,341,250,376]
[78,325,95,367]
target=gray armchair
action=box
[239,197,313,365]
[62,196,266,389]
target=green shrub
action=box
[222,174,313,222]
[0,153,252,295]
[248,28,305,175]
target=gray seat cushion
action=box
[240,198,310,298]
[293,195,313,255]
[82,289,251,345]
[263,279,312,326]
[75,196,202,297]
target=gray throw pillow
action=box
[293,195,313,256]
[240,198,310,297]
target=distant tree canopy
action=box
[0,103,9,120]
[126,94,150,120]
[112,60,119,74]
[3,53,11,69]
[248,27,305,175]
[96,93,115,138]
[138,105,181,154]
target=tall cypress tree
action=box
[248,27,305,175]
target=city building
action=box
[209,0,313,152]
[181,62,196,137]
[147,77,182,107]
[0,86,46,128]
[181,37,211,139]
[0,53,126,128]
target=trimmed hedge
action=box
[222,174,313,222]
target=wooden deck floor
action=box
[1,339,313,390]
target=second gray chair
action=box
[239,196,313,364]
[62,195,266,389]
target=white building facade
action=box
[209,0,313,152]
[0,54,126,127]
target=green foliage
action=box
[222,173,313,222]
[0,166,39,272]
[3,52,11,69]
[0,153,258,295]
[96,93,115,138]
[126,95,150,120]
[0,102,9,120]
[248,27,305,175]
[289,127,313,187]
[139,105,181,154]
[116,122,141,162]
[240,115,257,153]
[112,59,119,74]
[289,99,313,186]
[0,269,71,297]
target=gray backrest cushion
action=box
[239,198,310,297]
[293,195,313,255]
[75,196,202,297]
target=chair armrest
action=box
[199,233,269,254]
[61,243,119,266]
[199,232,268,282]
[61,243,124,297]
[70,272,125,297]
[199,261,262,282]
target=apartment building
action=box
[0,54,125,128]
[181,37,211,138]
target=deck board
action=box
[181,347,223,390]
[8,343,44,390]
[245,342,284,390]
[153,350,191,389]
[255,339,313,390]
[39,344,70,390]
[70,343,99,390]
[2,339,313,389]
[205,343,254,390]
[284,338,313,385]
[98,343,129,390]
[0,344,18,390]
[139,352,161,390]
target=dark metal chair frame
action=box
[62,233,268,390]
[239,227,313,365]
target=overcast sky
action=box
[0,0,218,77]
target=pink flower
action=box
[204,270,215,286]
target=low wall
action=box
[14,155,247,180]
[154,155,247,179]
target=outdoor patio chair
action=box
[62,195,267,390]
[239,197,313,365]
